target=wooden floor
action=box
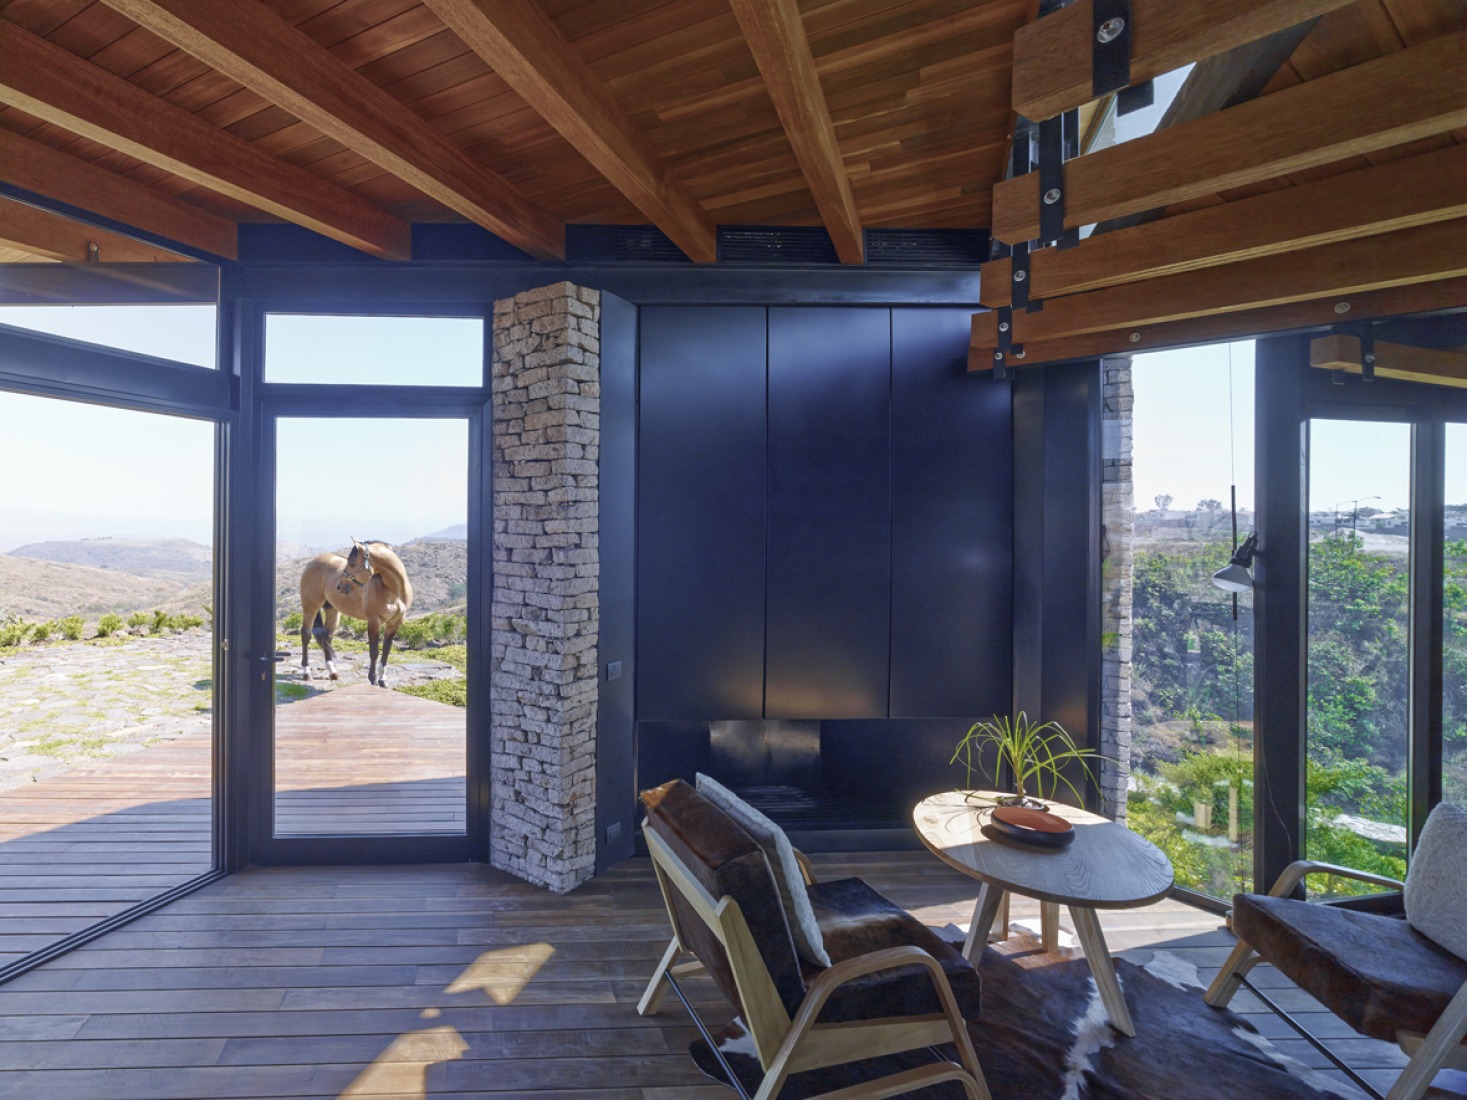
[274,685,466,836]
[0,685,466,966]
[1,851,1457,1100]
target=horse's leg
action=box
[300,602,322,681]
[367,619,381,687]
[377,627,396,688]
[321,607,341,680]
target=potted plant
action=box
[950,712,1106,809]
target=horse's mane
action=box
[365,541,413,607]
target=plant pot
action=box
[993,794,1049,810]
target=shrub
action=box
[30,620,54,643]
[58,616,85,641]
[169,613,204,631]
[126,611,151,631]
[0,619,31,648]
[282,611,303,634]
[150,610,170,635]
[96,613,124,638]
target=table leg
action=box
[995,890,1010,943]
[961,883,1006,963]
[1069,905,1135,1037]
[1040,900,1060,953]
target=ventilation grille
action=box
[717,225,838,265]
[863,228,988,266]
[612,225,690,264]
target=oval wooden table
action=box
[913,790,1174,1036]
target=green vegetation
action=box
[397,679,466,708]
[0,617,31,648]
[1128,527,1456,898]
[126,611,151,631]
[58,615,85,641]
[96,613,124,638]
[30,620,54,643]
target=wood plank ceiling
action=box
[0,0,1461,271]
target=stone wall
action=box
[1099,357,1134,820]
[489,281,601,894]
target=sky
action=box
[1,308,1464,554]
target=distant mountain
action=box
[7,537,212,577]
[423,524,467,541]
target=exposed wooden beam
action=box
[969,276,1467,371]
[0,196,192,263]
[1311,335,1467,389]
[992,29,1467,244]
[0,130,237,261]
[99,0,563,261]
[981,143,1467,306]
[0,21,409,261]
[1089,17,1320,234]
[424,0,717,263]
[975,218,1467,356]
[729,0,862,263]
[1012,0,1349,121]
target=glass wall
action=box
[1304,420,1412,895]
[1446,423,1467,808]
[1124,342,1255,899]
[0,390,214,965]
[0,304,218,368]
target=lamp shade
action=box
[1212,562,1254,592]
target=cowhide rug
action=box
[690,932,1363,1100]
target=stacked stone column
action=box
[489,282,601,894]
[1100,357,1135,820]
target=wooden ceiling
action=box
[0,0,1461,275]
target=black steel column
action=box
[1408,419,1445,850]
[1253,337,1310,893]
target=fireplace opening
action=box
[636,717,976,841]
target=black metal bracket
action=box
[1360,323,1376,381]
[997,305,1014,354]
[1010,241,1031,310]
[1092,0,1133,99]
[1116,77,1154,116]
[1038,115,1066,246]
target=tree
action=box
[1154,493,1173,513]
[1198,498,1222,513]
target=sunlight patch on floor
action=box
[445,941,555,1003]
[338,1026,468,1099]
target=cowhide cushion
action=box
[1404,801,1467,962]
[803,877,982,1024]
[696,773,831,967]
[1232,891,1467,1042]
[640,779,806,1017]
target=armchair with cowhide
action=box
[637,776,991,1100]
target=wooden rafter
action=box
[0,129,237,260]
[0,21,409,261]
[0,195,191,263]
[1012,0,1352,121]
[974,218,1467,356]
[969,277,1467,371]
[981,143,1467,306]
[99,0,563,261]
[992,28,1467,244]
[424,0,718,263]
[1311,335,1467,389]
[729,0,862,263]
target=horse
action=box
[298,537,413,687]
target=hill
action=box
[8,537,212,577]
[0,555,191,619]
[271,538,468,621]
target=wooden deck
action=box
[0,852,1456,1100]
[274,685,466,837]
[0,684,466,966]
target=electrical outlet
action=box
[606,660,622,681]
[605,821,623,845]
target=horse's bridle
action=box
[339,543,373,590]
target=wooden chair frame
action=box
[1204,860,1467,1100]
[639,825,991,1100]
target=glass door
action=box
[0,390,217,967]
[1446,423,1467,808]
[270,416,470,838]
[1304,419,1412,893]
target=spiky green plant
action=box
[950,711,1107,805]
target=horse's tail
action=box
[311,611,326,636]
